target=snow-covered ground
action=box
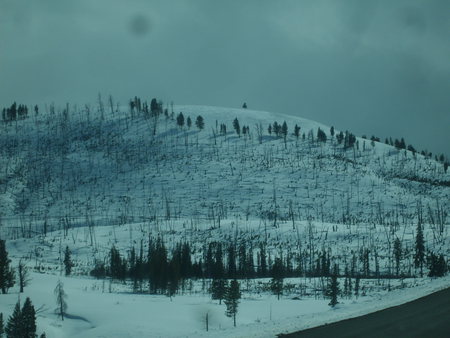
[0,266,448,338]
[1,219,448,337]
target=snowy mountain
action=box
[1,104,448,232]
[0,102,449,337]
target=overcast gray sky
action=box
[1,0,449,157]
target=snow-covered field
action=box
[0,103,448,337]
[1,262,449,338]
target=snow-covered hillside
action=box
[1,104,448,234]
[0,102,449,337]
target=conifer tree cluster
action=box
[427,252,447,277]
[4,297,37,338]
[1,103,29,122]
[93,239,200,295]
[129,97,163,118]
[317,127,327,143]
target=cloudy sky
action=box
[1,0,449,157]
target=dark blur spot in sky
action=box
[129,14,151,37]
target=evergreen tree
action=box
[213,243,224,279]
[176,112,185,128]
[5,301,22,338]
[54,280,67,321]
[354,274,360,298]
[21,297,36,338]
[317,128,327,143]
[232,118,240,137]
[414,223,425,277]
[211,279,227,305]
[150,98,159,115]
[227,244,236,278]
[270,258,284,300]
[186,116,192,128]
[63,246,73,276]
[281,121,288,141]
[167,255,180,298]
[224,280,241,327]
[428,253,447,277]
[148,238,168,293]
[259,243,267,277]
[393,238,402,277]
[326,265,340,307]
[242,102,247,109]
[0,313,4,338]
[237,243,247,278]
[195,115,204,130]
[294,125,301,139]
[109,245,126,280]
[336,131,344,144]
[330,126,335,137]
[0,240,15,294]
[273,122,280,136]
[180,242,193,279]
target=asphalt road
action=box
[279,287,450,338]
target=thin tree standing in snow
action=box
[54,280,68,321]
[18,259,30,293]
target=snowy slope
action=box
[1,104,448,234]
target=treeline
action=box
[1,102,33,122]
[88,233,448,296]
[362,134,449,171]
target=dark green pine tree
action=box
[281,121,288,144]
[63,246,73,276]
[211,278,227,305]
[0,312,4,338]
[294,125,301,139]
[195,115,204,130]
[227,244,236,279]
[186,116,192,129]
[224,280,241,327]
[5,301,22,338]
[317,127,327,143]
[0,239,15,294]
[270,257,284,300]
[414,223,425,277]
[354,274,360,298]
[232,118,240,137]
[393,238,402,277]
[21,297,36,338]
[176,112,185,128]
[327,264,340,307]
[259,243,267,277]
[427,253,447,277]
